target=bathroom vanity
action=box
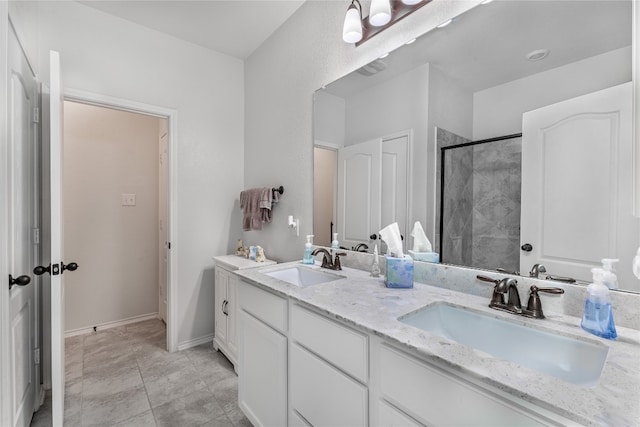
[212,255,276,371]
[234,262,640,427]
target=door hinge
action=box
[167,242,171,249]
[33,228,40,245]
[34,348,40,364]
[32,107,40,123]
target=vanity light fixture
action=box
[343,0,430,46]
[369,0,392,26]
[342,0,363,44]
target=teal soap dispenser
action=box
[303,235,315,264]
[581,268,617,339]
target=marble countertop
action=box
[234,261,640,427]
[213,254,276,271]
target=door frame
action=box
[62,88,179,353]
[0,2,12,425]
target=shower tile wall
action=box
[437,128,472,264]
[471,137,521,272]
[438,128,521,272]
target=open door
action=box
[35,50,77,427]
[48,49,65,427]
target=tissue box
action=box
[385,255,414,289]
[409,250,439,263]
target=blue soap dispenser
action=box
[581,268,617,339]
[303,235,315,264]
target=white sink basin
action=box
[264,266,343,287]
[399,303,609,387]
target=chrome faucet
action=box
[311,248,346,271]
[529,263,576,283]
[529,263,547,278]
[352,243,369,252]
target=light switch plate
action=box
[121,193,136,206]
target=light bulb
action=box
[342,1,363,43]
[369,0,391,27]
[401,0,422,5]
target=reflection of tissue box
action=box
[385,255,414,289]
[409,250,439,263]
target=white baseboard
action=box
[64,312,160,337]
[177,334,214,351]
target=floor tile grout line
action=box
[136,335,160,427]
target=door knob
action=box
[9,274,31,290]
[370,234,378,240]
[521,243,533,252]
[34,264,51,276]
[62,262,78,273]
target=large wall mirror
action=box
[313,0,640,293]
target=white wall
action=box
[63,101,160,332]
[314,91,345,147]
[36,1,244,347]
[345,64,429,146]
[473,46,632,140]
[244,0,482,262]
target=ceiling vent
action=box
[356,59,388,76]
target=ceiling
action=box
[78,0,307,59]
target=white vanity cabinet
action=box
[289,304,369,426]
[370,340,581,427]
[237,279,288,427]
[213,255,275,371]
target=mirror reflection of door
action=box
[331,133,410,253]
[521,82,638,289]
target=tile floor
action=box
[30,319,251,426]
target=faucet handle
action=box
[525,285,565,319]
[476,275,500,285]
[476,275,505,305]
[333,252,347,270]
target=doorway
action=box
[50,90,177,351]
[62,100,168,337]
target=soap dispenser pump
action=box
[601,258,619,290]
[581,268,617,339]
[303,235,315,265]
[331,233,339,249]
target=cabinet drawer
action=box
[378,400,422,427]
[291,304,368,383]
[378,344,548,427]
[238,280,287,333]
[290,343,368,427]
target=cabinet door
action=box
[377,344,547,426]
[238,310,287,427]
[227,274,239,359]
[290,343,368,426]
[214,268,228,344]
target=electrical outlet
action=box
[121,193,136,206]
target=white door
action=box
[381,135,409,253]
[7,24,38,427]
[337,140,381,250]
[158,120,168,323]
[43,50,66,427]
[521,82,638,286]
